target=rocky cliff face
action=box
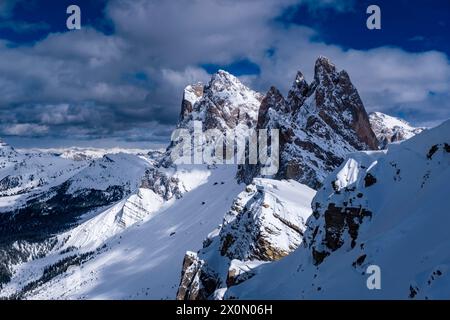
[369,111,425,148]
[178,70,263,132]
[177,179,315,300]
[225,120,450,299]
[180,83,204,120]
[238,57,378,189]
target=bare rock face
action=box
[176,179,315,300]
[239,56,378,189]
[312,58,378,150]
[288,71,310,112]
[180,83,204,120]
[163,70,263,168]
[369,111,425,148]
[140,167,182,200]
[257,86,289,129]
[310,202,373,265]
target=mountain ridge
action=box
[0,56,447,300]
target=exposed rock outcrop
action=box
[369,111,425,148]
[176,179,315,300]
[238,56,378,189]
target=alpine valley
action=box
[0,57,447,300]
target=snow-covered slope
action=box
[0,151,155,290]
[162,70,264,167]
[0,69,277,299]
[227,120,450,299]
[177,179,315,300]
[0,69,264,298]
[64,153,149,195]
[2,58,447,301]
[0,165,244,299]
[0,153,152,239]
[238,57,378,189]
[369,112,425,148]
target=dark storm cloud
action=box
[0,0,449,147]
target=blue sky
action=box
[0,0,449,148]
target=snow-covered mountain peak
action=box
[239,56,378,189]
[203,69,262,106]
[0,139,17,158]
[180,83,204,120]
[66,152,150,194]
[0,139,10,149]
[371,111,410,126]
[209,69,240,85]
[177,178,316,300]
[184,83,204,103]
[287,71,309,109]
[314,55,338,83]
[164,70,264,169]
[369,111,425,148]
[226,119,450,300]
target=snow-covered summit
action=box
[178,70,263,132]
[0,139,17,158]
[369,111,425,148]
[163,70,264,168]
[239,56,379,189]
